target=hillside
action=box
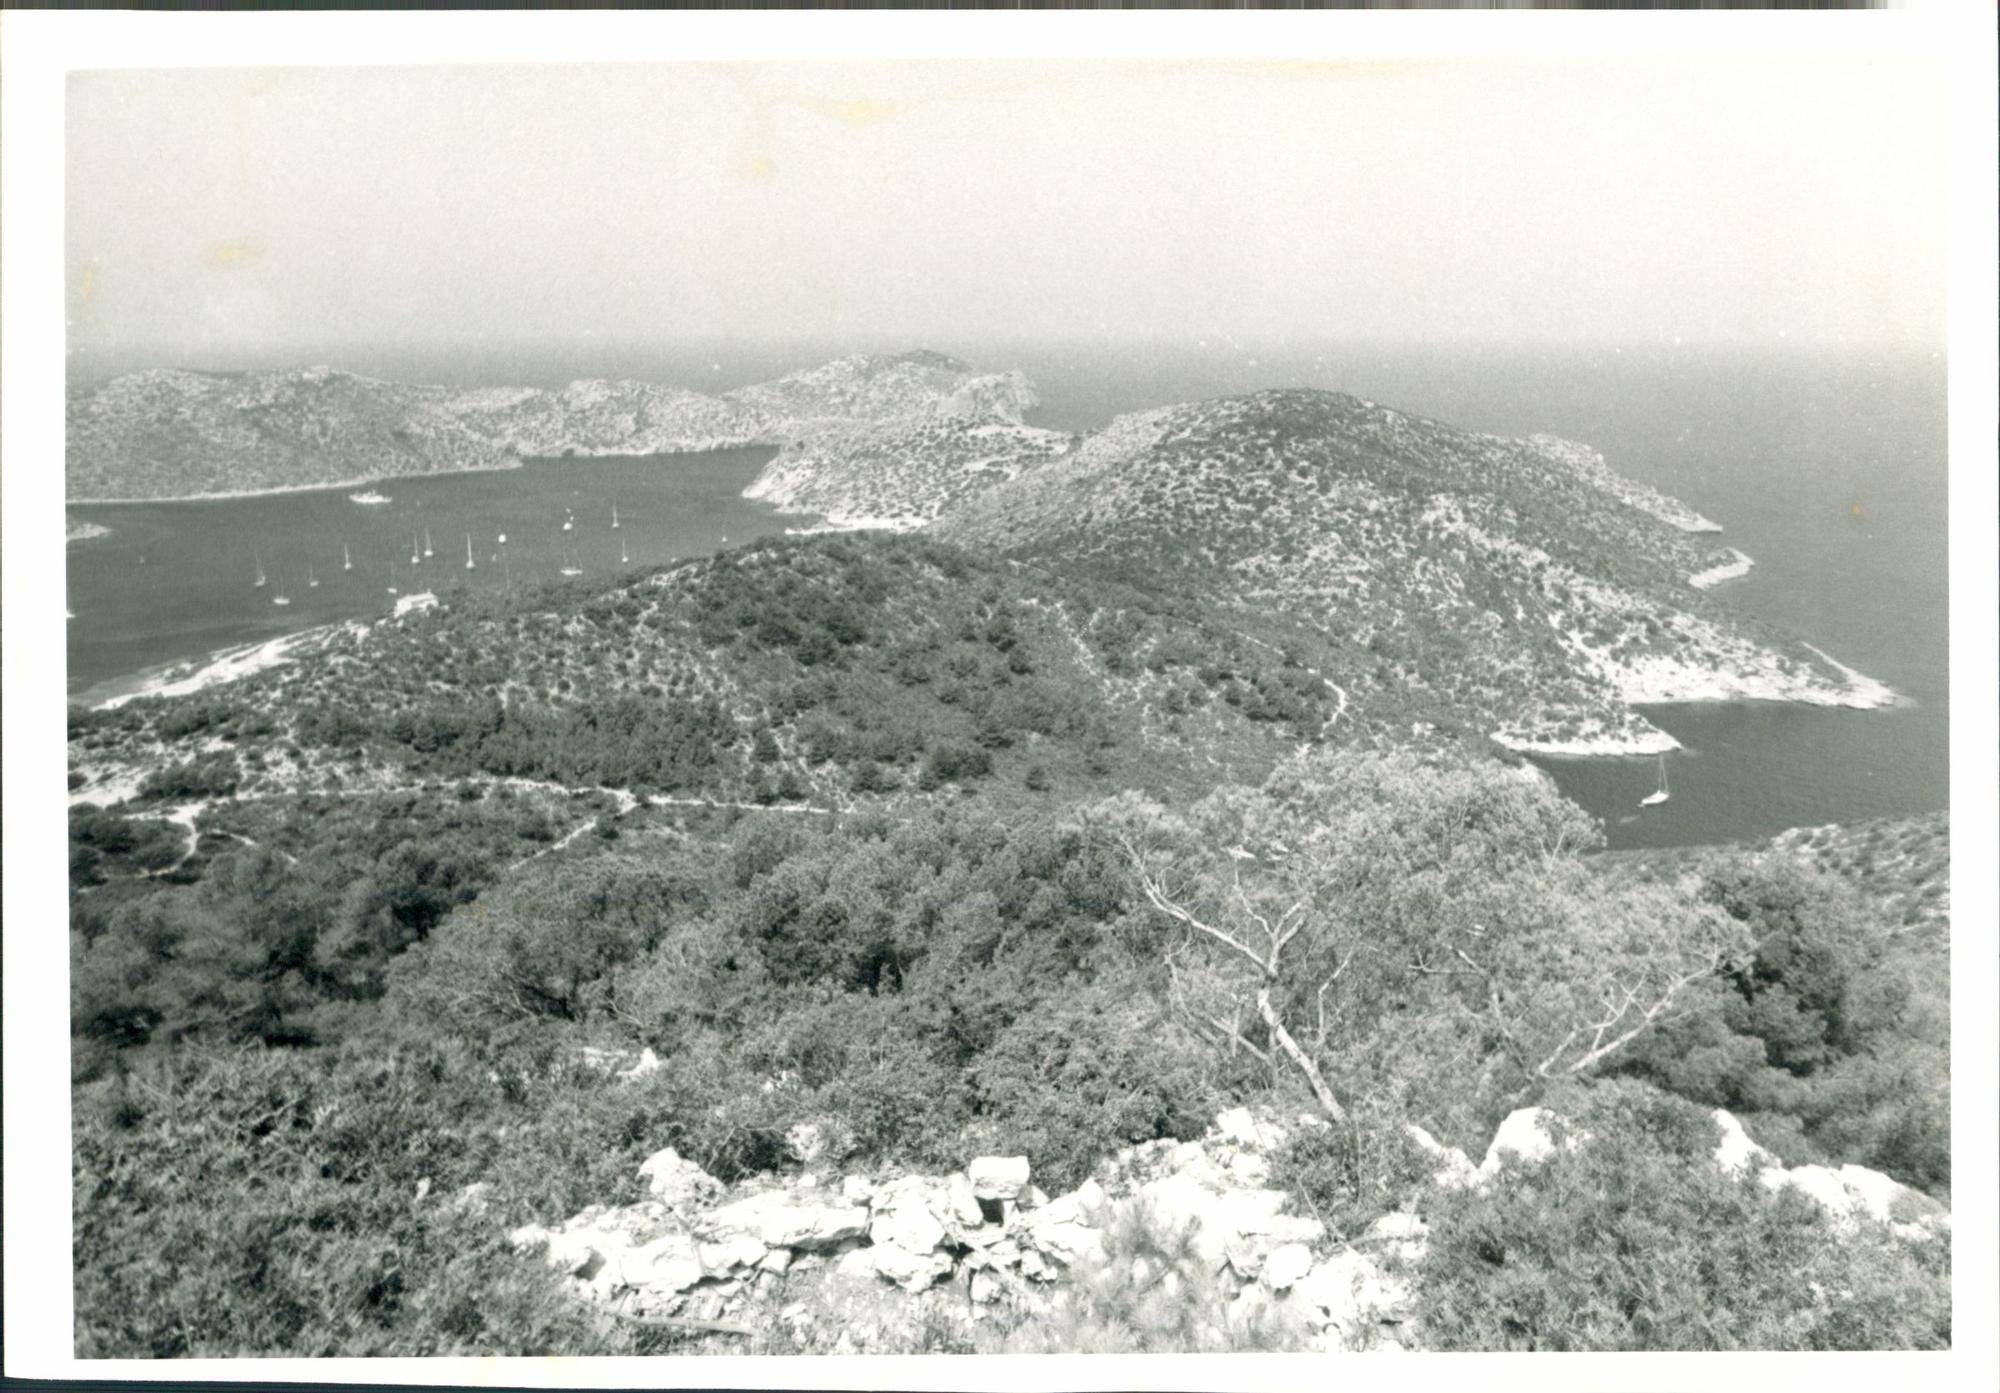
[65,351,1038,502]
[69,533,1352,817]
[935,390,1890,754]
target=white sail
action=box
[465,534,476,570]
[343,543,353,571]
[423,528,434,558]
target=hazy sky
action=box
[66,58,1945,368]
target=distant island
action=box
[64,350,1039,503]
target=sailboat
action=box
[386,562,399,596]
[342,543,353,572]
[558,551,583,578]
[611,504,621,530]
[253,553,268,589]
[272,577,292,607]
[411,536,423,566]
[464,534,477,571]
[1639,755,1671,808]
[423,528,435,559]
[308,565,320,589]
[620,539,630,565]
[562,511,575,533]
[497,531,508,545]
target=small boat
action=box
[253,553,268,588]
[411,536,422,565]
[611,504,621,529]
[464,534,477,571]
[1639,755,1671,808]
[558,551,583,578]
[308,566,320,589]
[272,586,292,607]
[423,528,434,559]
[342,543,353,572]
[620,540,630,565]
[562,513,574,533]
[349,489,391,506]
[497,532,508,545]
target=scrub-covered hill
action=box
[65,351,1039,502]
[937,389,1891,754]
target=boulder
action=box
[1362,1211,1429,1265]
[1017,1180,1107,1268]
[617,1047,663,1083]
[1760,1163,1857,1220]
[943,1171,988,1231]
[832,1245,880,1283]
[969,1269,1004,1304]
[869,1239,955,1292]
[1261,1242,1315,1292]
[1291,1249,1409,1336]
[870,1183,948,1257]
[1211,1106,1288,1152]
[637,1147,723,1210]
[619,1231,707,1294]
[1712,1109,1779,1178]
[969,1155,1032,1201]
[840,1174,876,1206]
[699,1191,869,1251]
[1478,1107,1585,1178]
[1835,1164,1945,1225]
[696,1232,768,1277]
[1405,1123,1481,1191]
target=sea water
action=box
[66,447,797,703]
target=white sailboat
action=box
[562,511,574,533]
[497,531,508,545]
[465,534,477,571]
[620,539,630,565]
[611,504,621,529]
[423,528,435,559]
[411,536,422,566]
[1639,755,1671,808]
[272,578,292,607]
[342,543,353,572]
[308,565,320,589]
[253,553,268,589]
[558,551,583,578]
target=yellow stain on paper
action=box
[1851,502,1867,520]
[77,262,100,308]
[740,155,778,183]
[208,241,263,269]
[823,98,902,128]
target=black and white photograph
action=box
[4,8,1996,1386]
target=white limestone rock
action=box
[637,1147,723,1210]
[1711,1109,1779,1178]
[698,1191,869,1251]
[1261,1242,1315,1292]
[968,1155,1032,1201]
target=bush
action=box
[1414,1082,1951,1351]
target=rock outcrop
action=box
[504,1103,1949,1349]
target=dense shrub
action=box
[1414,1081,1951,1351]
